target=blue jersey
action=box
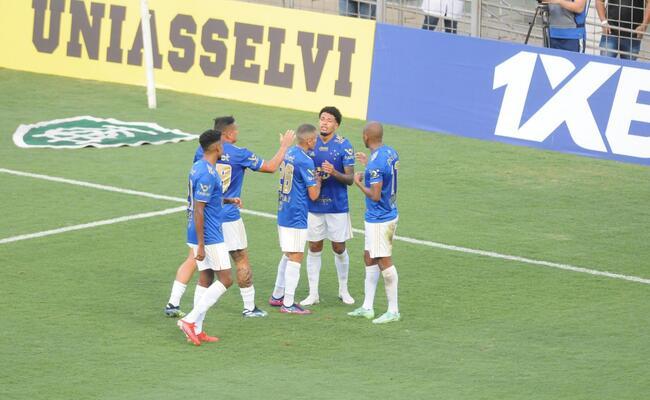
[364,145,399,223]
[194,143,264,222]
[187,159,224,245]
[277,146,317,229]
[307,134,354,214]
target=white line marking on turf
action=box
[0,168,184,203]
[1,167,648,285]
[0,206,186,244]
[389,233,650,285]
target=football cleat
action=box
[338,292,355,305]
[347,307,375,320]
[177,319,200,346]
[196,331,219,343]
[242,306,269,318]
[164,303,185,318]
[280,304,312,315]
[268,295,284,307]
[299,294,320,306]
[372,312,401,324]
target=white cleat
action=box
[300,294,320,306]
[338,292,355,305]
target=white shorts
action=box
[307,212,353,242]
[222,218,248,252]
[278,226,308,253]
[187,243,232,271]
[364,217,398,259]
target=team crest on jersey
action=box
[12,116,197,149]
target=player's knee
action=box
[332,242,346,254]
[309,241,324,253]
[220,274,233,289]
[198,271,214,287]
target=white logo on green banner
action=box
[13,116,197,149]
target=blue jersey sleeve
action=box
[302,158,317,187]
[367,157,384,185]
[193,172,216,203]
[342,139,355,168]
[241,147,264,171]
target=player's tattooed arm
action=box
[224,197,242,208]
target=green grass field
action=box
[1,67,649,399]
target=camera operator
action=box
[544,0,589,52]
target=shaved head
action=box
[364,121,383,140]
[362,121,383,149]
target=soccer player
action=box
[301,106,355,306]
[177,129,238,345]
[269,124,322,314]
[165,117,295,318]
[348,122,401,324]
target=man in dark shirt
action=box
[596,0,650,60]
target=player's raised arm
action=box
[259,130,295,173]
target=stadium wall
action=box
[2,1,650,166]
[368,23,650,166]
[0,0,375,119]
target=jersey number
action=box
[215,164,232,192]
[278,161,294,195]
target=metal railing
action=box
[240,0,650,62]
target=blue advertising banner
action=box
[368,23,650,165]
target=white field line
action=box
[0,206,186,244]
[1,167,648,285]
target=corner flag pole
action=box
[140,0,157,109]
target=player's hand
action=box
[195,245,206,261]
[354,172,364,186]
[322,160,335,175]
[355,152,368,166]
[229,197,242,208]
[280,130,295,148]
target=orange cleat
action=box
[196,332,220,343]
[177,319,200,346]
